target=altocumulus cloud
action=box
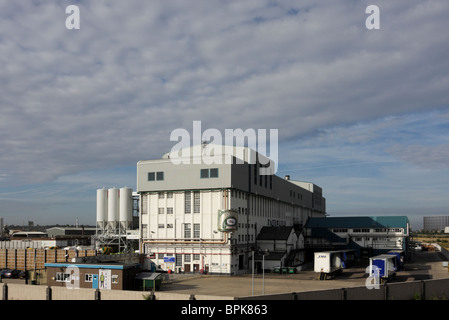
[0,0,449,189]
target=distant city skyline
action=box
[1,1,448,231]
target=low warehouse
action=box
[45,262,140,290]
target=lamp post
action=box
[252,250,254,296]
[262,252,264,295]
[262,249,269,295]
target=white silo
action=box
[107,188,119,230]
[119,187,133,230]
[96,188,108,230]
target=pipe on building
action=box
[142,232,228,245]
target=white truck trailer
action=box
[314,251,343,280]
[314,250,356,280]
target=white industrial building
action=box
[136,145,326,275]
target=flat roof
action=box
[135,272,162,280]
[12,231,47,235]
[46,227,97,231]
[44,262,140,270]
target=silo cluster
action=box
[96,187,133,231]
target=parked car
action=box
[18,270,27,279]
[0,269,20,278]
[1,269,13,278]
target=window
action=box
[184,224,191,238]
[200,168,219,178]
[194,224,200,238]
[193,254,200,261]
[193,191,200,213]
[158,253,164,259]
[185,192,191,214]
[353,228,370,233]
[167,207,173,214]
[200,169,209,178]
[185,254,191,262]
[142,196,148,215]
[167,224,173,228]
[148,172,164,181]
[158,208,164,214]
[167,192,173,198]
[158,192,165,199]
[85,274,93,282]
[176,254,182,267]
[210,168,219,178]
[158,224,165,228]
[56,272,71,282]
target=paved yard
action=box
[160,251,449,298]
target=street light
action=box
[252,249,270,296]
[252,250,255,296]
[262,249,269,295]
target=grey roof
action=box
[257,226,293,241]
[254,251,286,261]
[135,272,162,280]
[305,216,410,229]
[310,228,346,243]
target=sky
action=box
[1,0,448,229]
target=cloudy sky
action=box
[1,0,448,229]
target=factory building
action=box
[136,145,326,275]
